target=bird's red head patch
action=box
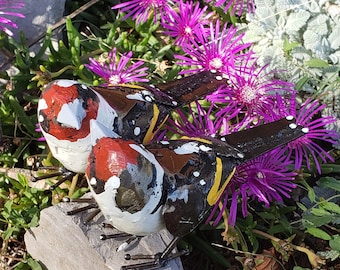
[38,80,99,141]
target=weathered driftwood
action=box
[24,199,183,270]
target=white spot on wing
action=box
[134,127,141,136]
[126,93,145,101]
[286,115,294,121]
[302,127,309,133]
[199,144,212,152]
[193,171,200,177]
[126,90,153,102]
[173,142,199,154]
[289,123,297,129]
[237,152,245,158]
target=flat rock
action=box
[24,200,183,270]
[10,0,66,41]
[1,0,66,70]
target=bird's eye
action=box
[141,91,154,102]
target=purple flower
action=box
[35,123,45,141]
[112,0,172,24]
[164,100,243,138]
[207,148,297,226]
[205,0,255,16]
[175,19,253,74]
[0,1,25,36]
[161,0,212,46]
[165,101,231,137]
[283,98,339,174]
[206,56,296,126]
[85,48,149,86]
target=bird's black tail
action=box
[222,116,307,162]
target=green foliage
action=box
[242,0,340,142]
[14,256,44,270]
[0,173,49,236]
[243,0,340,94]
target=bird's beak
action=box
[90,119,120,145]
[57,99,86,130]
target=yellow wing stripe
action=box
[118,83,146,90]
[180,136,212,144]
[207,158,236,206]
[143,104,160,145]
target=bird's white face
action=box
[37,80,118,173]
[86,137,166,236]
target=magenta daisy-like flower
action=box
[0,1,25,36]
[206,56,296,127]
[175,19,253,74]
[207,148,297,226]
[165,101,240,137]
[161,0,212,46]
[205,0,255,16]
[112,0,172,24]
[85,48,149,86]
[282,98,339,174]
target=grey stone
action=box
[10,0,66,42]
[24,199,183,270]
[0,0,66,71]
